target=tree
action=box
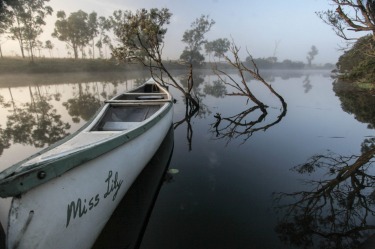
[318,1,375,82]
[96,16,111,58]
[205,38,230,60]
[306,45,318,67]
[33,40,43,57]
[45,40,53,57]
[180,15,215,65]
[0,0,12,58]
[52,10,92,59]
[179,49,205,64]
[87,12,98,59]
[112,8,199,106]
[111,8,171,63]
[317,0,375,41]
[8,0,53,60]
[0,0,15,21]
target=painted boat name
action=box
[66,170,124,227]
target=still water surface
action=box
[0,70,374,248]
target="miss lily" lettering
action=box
[104,170,123,201]
[66,170,124,227]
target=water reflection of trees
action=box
[0,85,71,153]
[274,140,375,249]
[0,79,141,156]
[173,98,199,151]
[203,79,227,98]
[333,80,375,129]
[63,79,132,123]
[303,75,312,93]
[173,74,209,151]
[63,83,102,123]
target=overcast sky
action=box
[2,0,358,64]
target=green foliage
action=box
[111,8,171,63]
[44,40,53,57]
[87,12,98,59]
[337,35,375,83]
[205,38,230,59]
[52,10,96,59]
[0,0,13,30]
[180,15,215,65]
[96,16,112,58]
[179,49,205,65]
[8,0,53,60]
[244,57,305,70]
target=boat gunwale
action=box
[0,81,173,198]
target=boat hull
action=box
[5,106,173,249]
[92,126,173,248]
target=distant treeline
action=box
[0,57,193,74]
[245,57,335,70]
[0,57,335,75]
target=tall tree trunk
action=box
[92,39,95,59]
[18,39,25,58]
[29,40,34,62]
[73,44,78,59]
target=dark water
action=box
[0,70,374,248]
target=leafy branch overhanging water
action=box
[111,8,199,107]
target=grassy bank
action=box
[0,57,148,74]
[0,57,192,87]
[0,56,202,76]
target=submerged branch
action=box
[213,40,286,114]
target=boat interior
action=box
[113,93,168,101]
[129,83,161,93]
[113,83,169,101]
[91,104,163,131]
[91,83,169,132]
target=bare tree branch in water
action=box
[210,40,287,144]
[214,44,266,113]
[274,145,375,249]
[213,41,287,113]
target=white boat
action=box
[92,125,174,248]
[0,78,174,249]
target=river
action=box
[0,70,374,249]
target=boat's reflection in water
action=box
[92,126,174,249]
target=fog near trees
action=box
[0,1,339,70]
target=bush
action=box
[337,35,375,83]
